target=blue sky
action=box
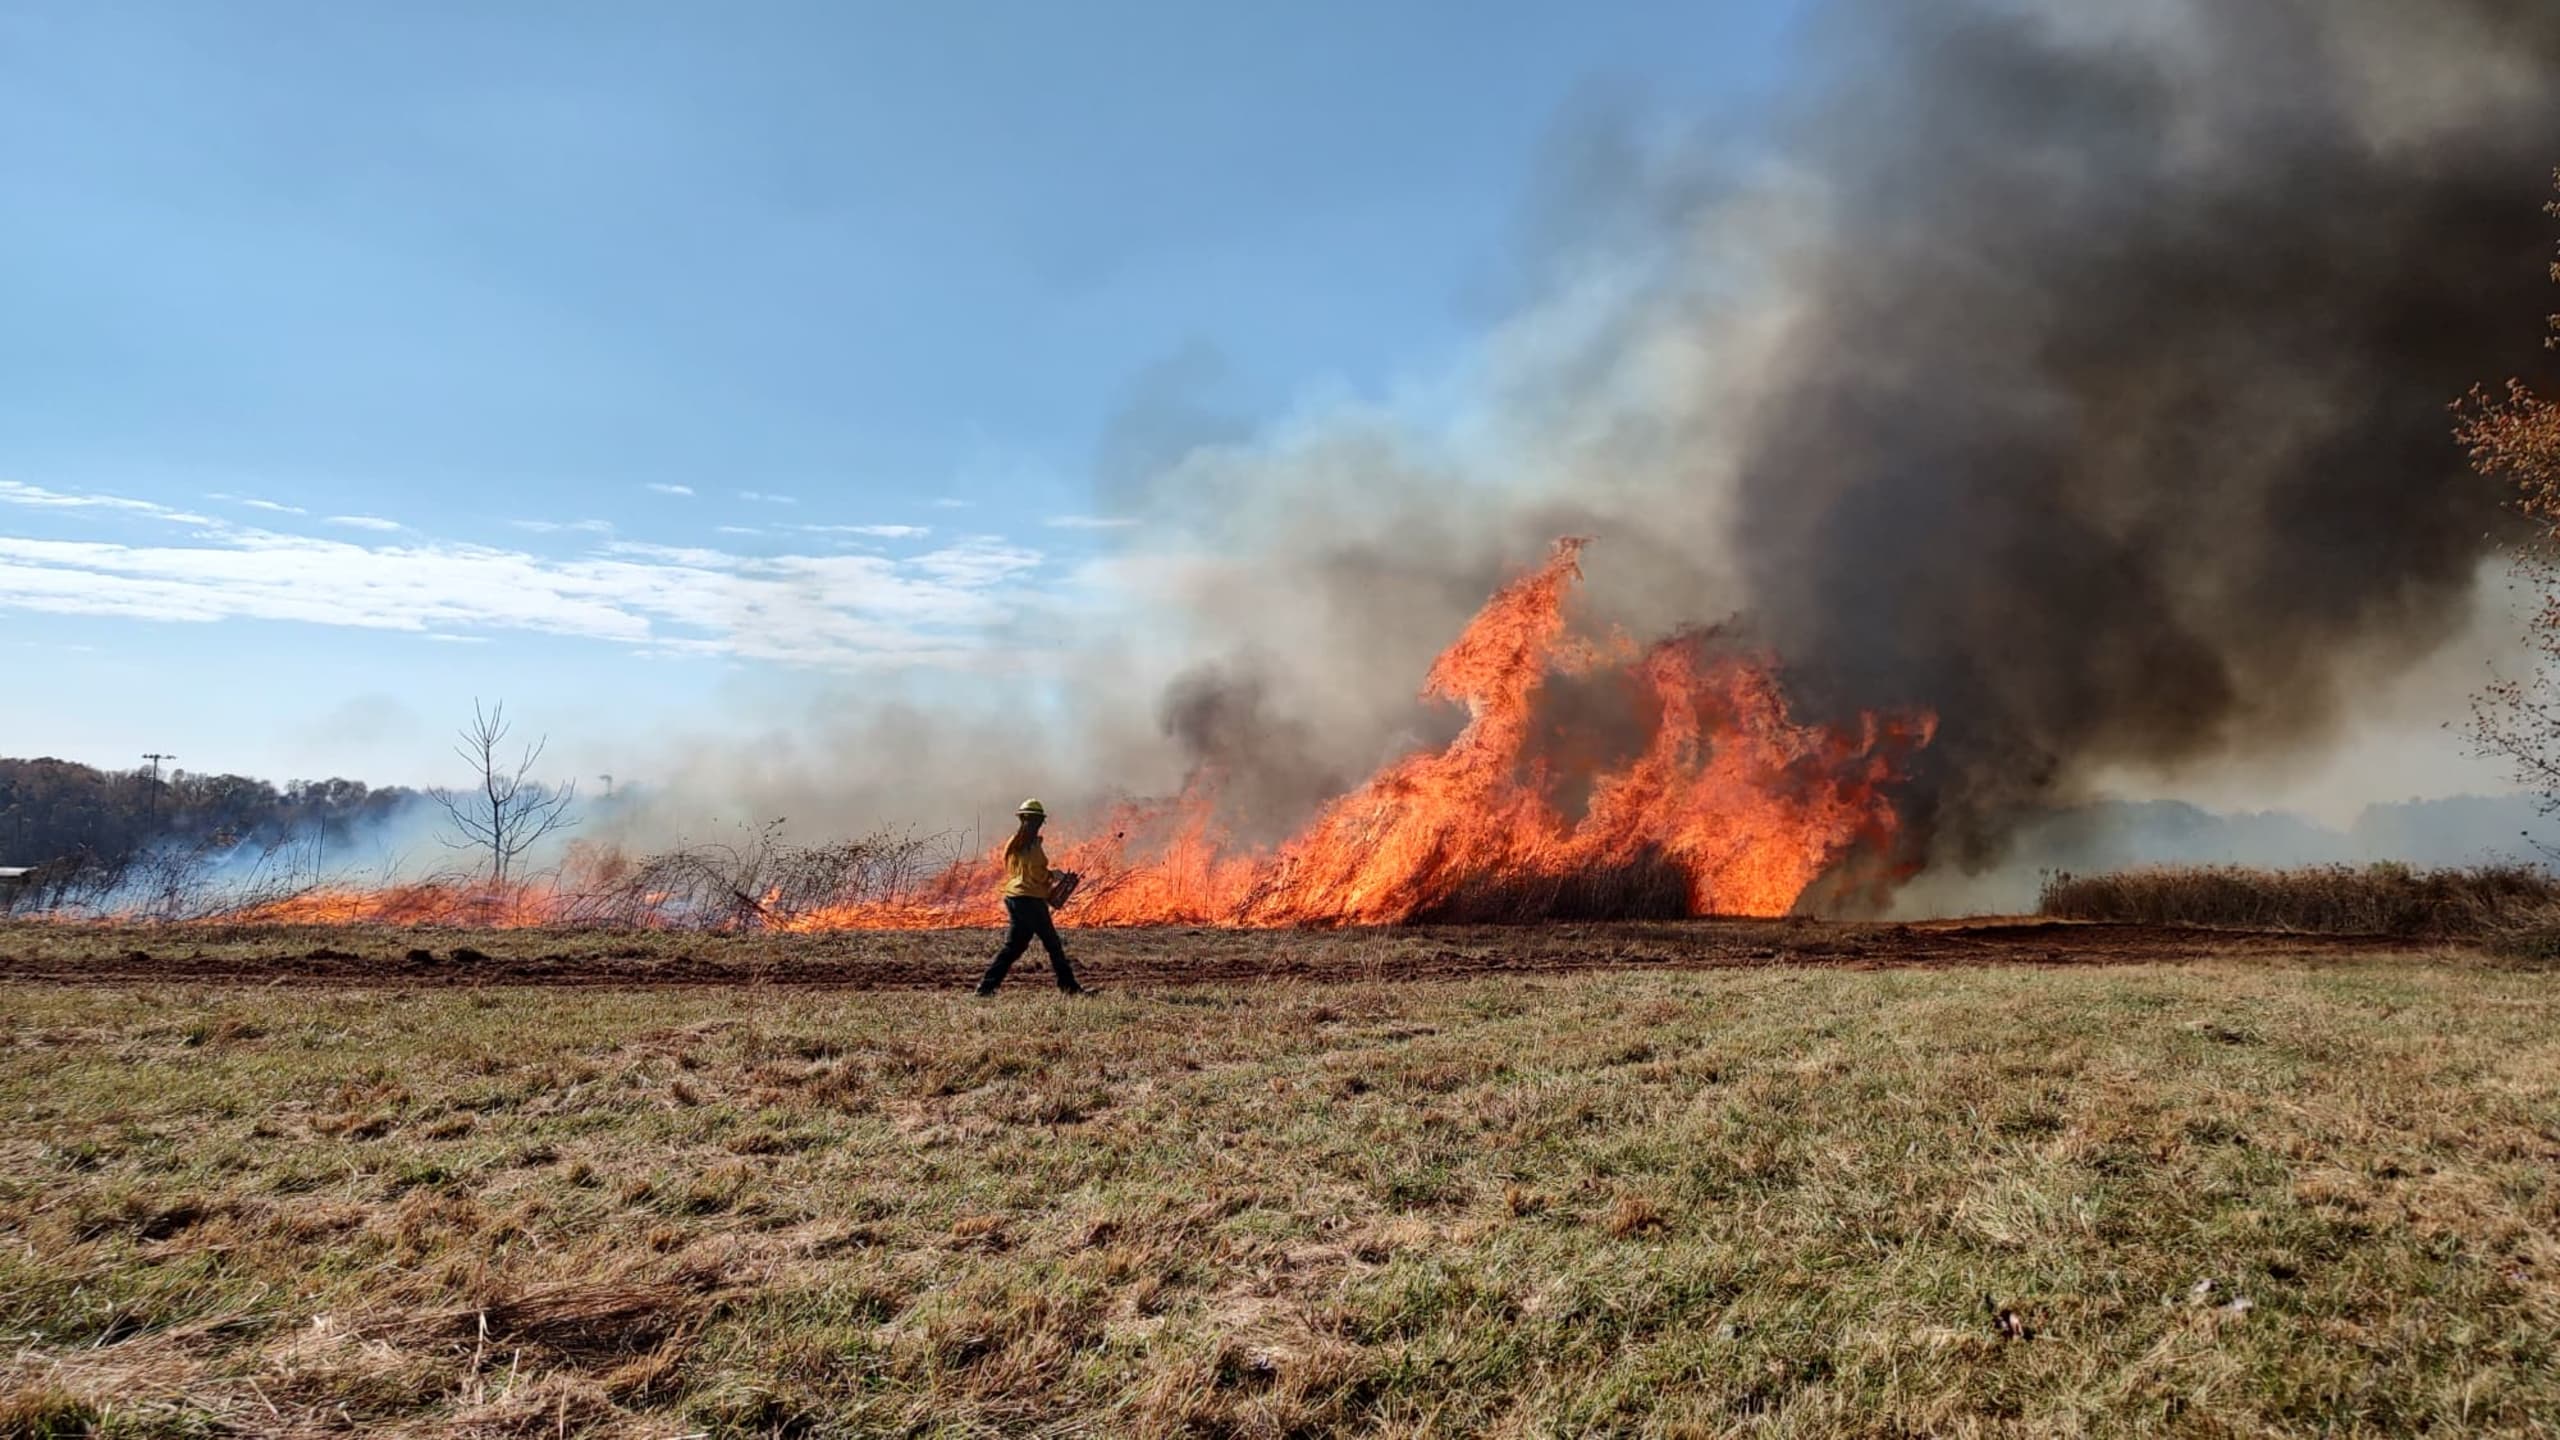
[0,0,1811,785]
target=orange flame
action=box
[175,539,1930,930]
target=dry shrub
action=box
[553,824,956,930]
[2036,862,2560,936]
[2482,903,2560,966]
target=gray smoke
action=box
[1098,0,2560,883]
[619,0,2560,900]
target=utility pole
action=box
[141,753,175,824]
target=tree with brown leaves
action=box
[2459,177,2560,846]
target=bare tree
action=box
[2460,176,2560,851]
[429,700,577,883]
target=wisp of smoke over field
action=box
[621,0,2560,910]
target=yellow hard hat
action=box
[1015,798,1046,818]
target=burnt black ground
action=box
[0,917,2418,991]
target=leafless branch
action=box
[427,699,578,882]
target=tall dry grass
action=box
[2037,861,2560,937]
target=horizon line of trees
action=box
[0,755,424,866]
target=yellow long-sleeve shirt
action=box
[1002,840,1054,901]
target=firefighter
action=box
[973,799,1085,996]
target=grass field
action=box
[4,949,2557,1436]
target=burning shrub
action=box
[554,824,962,930]
[13,542,1925,932]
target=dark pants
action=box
[977,896,1080,994]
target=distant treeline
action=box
[0,756,420,865]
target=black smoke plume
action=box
[1126,0,2560,889]
[638,0,2560,908]
[1723,0,2560,867]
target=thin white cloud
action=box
[1,480,214,527]
[206,492,310,517]
[510,519,615,535]
[0,483,1047,668]
[795,523,931,539]
[325,515,403,532]
[605,541,738,566]
[737,490,799,505]
[0,538,1034,662]
[645,483,696,496]
[1044,515,1141,530]
[933,498,974,509]
[908,537,1046,588]
[715,525,765,536]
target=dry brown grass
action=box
[469,1280,704,1359]
[2,952,2556,1435]
[1603,1192,1669,1239]
[2037,861,2560,937]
